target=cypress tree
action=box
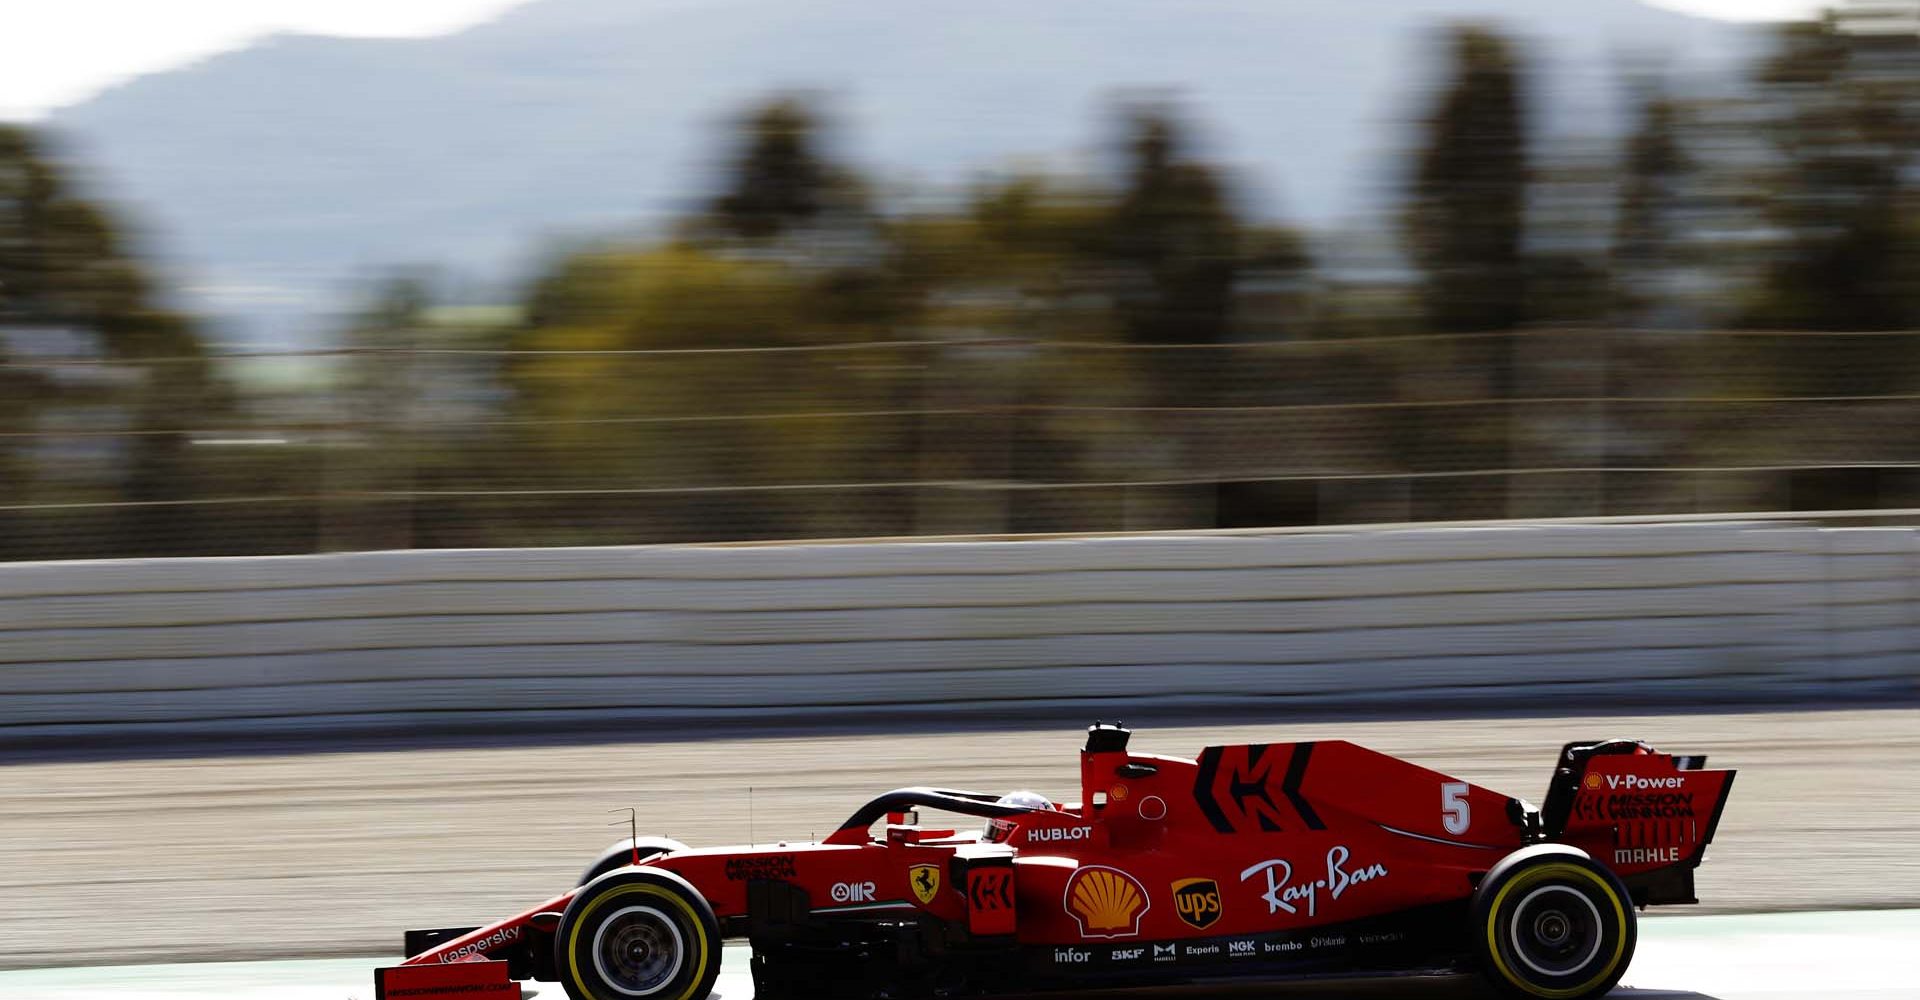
[1109,106,1241,347]
[1404,26,1530,340]
[712,97,832,241]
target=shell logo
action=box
[1584,773,1603,790]
[1063,866,1150,938]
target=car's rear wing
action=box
[1540,738,1736,905]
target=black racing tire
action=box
[1472,845,1636,1000]
[578,837,690,887]
[555,868,721,1000]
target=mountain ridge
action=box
[47,0,1761,345]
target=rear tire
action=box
[1472,845,1636,1000]
[556,868,720,1000]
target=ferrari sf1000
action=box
[377,723,1733,1000]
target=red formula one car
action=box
[377,723,1733,1000]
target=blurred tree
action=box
[1744,11,1920,335]
[1107,104,1243,347]
[889,172,1114,340]
[888,173,1154,532]
[0,128,46,545]
[1206,222,1316,353]
[507,244,914,541]
[1612,89,1692,325]
[115,312,218,556]
[1398,26,1533,519]
[325,275,432,551]
[1733,8,1920,410]
[1404,26,1531,343]
[709,96,866,242]
[1101,101,1246,524]
[0,125,223,558]
[0,128,52,316]
[521,244,813,354]
[1523,253,1612,326]
[694,95,913,342]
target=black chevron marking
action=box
[1282,742,1325,830]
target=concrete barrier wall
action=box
[1,523,1913,734]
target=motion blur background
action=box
[9,0,1920,559]
[4,1,1920,991]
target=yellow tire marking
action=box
[566,882,710,1000]
[1484,862,1628,999]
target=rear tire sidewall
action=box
[556,869,720,1000]
[1472,846,1636,1000]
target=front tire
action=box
[556,868,721,1000]
[1472,845,1636,1000]
[578,837,690,887]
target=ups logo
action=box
[1172,878,1222,929]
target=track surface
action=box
[3,708,1918,971]
[4,910,1916,1000]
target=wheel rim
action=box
[1507,884,1604,979]
[590,904,686,996]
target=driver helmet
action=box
[984,789,1054,843]
[996,789,1055,811]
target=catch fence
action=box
[5,328,1920,559]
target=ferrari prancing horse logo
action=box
[910,863,942,904]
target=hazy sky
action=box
[0,0,1832,122]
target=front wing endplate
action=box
[374,958,520,1000]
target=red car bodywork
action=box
[380,724,1733,1000]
